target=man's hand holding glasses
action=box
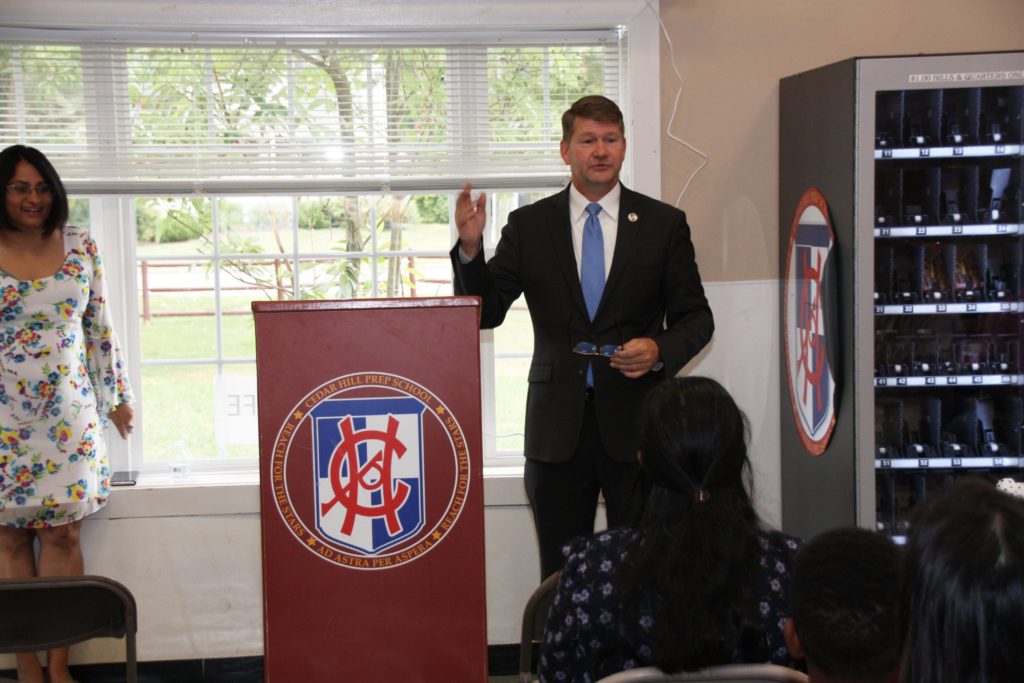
[610,338,663,378]
[572,337,663,378]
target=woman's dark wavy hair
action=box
[899,478,1024,683]
[0,145,69,237]
[620,376,762,672]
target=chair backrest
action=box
[596,664,809,683]
[518,569,562,683]
[0,574,138,683]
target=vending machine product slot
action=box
[876,90,903,148]
[892,244,925,303]
[941,168,964,222]
[995,395,1023,455]
[912,335,939,376]
[923,242,953,302]
[976,397,1006,454]
[875,166,900,226]
[903,89,942,146]
[986,239,1021,301]
[875,245,893,304]
[876,398,905,458]
[904,396,942,458]
[978,87,1024,145]
[953,241,984,302]
[942,87,979,145]
[900,167,940,225]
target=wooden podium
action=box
[252,297,486,682]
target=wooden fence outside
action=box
[137,256,449,321]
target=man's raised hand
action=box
[455,182,487,259]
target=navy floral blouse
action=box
[538,528,803,683]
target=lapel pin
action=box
[627,212,638,223]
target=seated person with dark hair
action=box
[785,527,901,683]
[899,478,1024,683]
[538,376,802,682]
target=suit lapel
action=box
[548,187,590,319]
[596,185,641,322]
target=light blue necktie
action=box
[581,202,605,319]
[581,202,605,386]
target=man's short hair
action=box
[561,95,624,142]
[790,527,901,681]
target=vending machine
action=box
[779,51,1024,541]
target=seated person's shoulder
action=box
[758,529,803,565]
[560,528,638,570]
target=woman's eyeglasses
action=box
[6,182,53,197]
[572,341,619,358]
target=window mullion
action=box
[287,51,301,302]
[291,196,300,300]
[212,199,224,368]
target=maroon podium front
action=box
[253,297,486,682]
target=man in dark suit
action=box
[451,95,714,578]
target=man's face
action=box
[560,117,626,201]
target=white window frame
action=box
[1,0,662,478]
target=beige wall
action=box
[660,0,1024,283]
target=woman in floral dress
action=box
[0,145,133,683]
[539,377,802,682]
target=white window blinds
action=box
[0,28,626,195]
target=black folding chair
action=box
[518,570,562,683]
[0,575,138,683]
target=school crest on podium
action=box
[270,372,470,570]
[312,397,426,554]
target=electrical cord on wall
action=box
[634,0,710,207]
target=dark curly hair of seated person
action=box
[899,478,1024,683]
[788,527,901,683]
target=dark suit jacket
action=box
[451,184,713,463]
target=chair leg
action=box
[125,630,138,683]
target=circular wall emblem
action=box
[269,371,470,570]
[783,188,839,456]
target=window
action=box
[0,27,628,473]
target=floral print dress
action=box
[0,225,132,528]
[539,528,803,683]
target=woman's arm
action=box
[80,232,134,430]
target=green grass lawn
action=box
[115,193,559,462]
[137,261,535,462]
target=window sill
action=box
[97,466,527,520]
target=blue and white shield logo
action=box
[784,188,838,455]
[311,397,426,554]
